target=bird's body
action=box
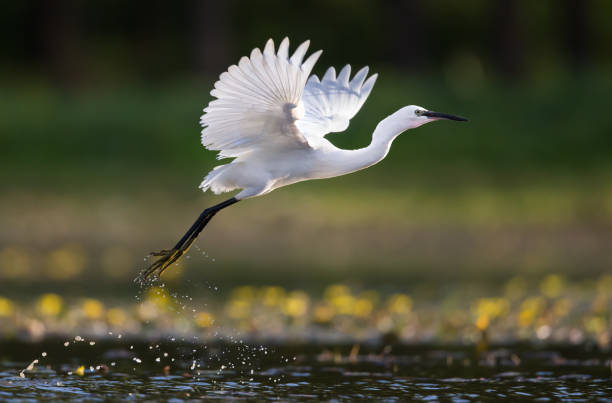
[137,37,467,282]
[198,37,383,199]
[202,130,390,198]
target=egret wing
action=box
[296,65,378,141]
[201,38,322,159]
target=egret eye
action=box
[415,109,423,116]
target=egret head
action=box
[397,105,468,130]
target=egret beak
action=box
[422,110,468,122]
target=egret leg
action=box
[136,197,239,284]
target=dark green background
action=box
[1,0,611,295]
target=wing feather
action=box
[201,38,322,159]
[277,37,289,59]
[297,65,378,140]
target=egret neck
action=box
[339,110,422,174]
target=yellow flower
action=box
[585,316,605,335]
[540,275,565,298]
[82,299,104,320]
[283,291,309,317]
[518,296,545,327]
[226,299,250,319]
[475,314,490,331]
[260,286,285,307]
[0,297,15,317]
[107,307,127,326]
[36,293,63,317]
[518,310,535,328]
[474,298,509,319]
[330,294,356,315]
[387,294,413,314]
[353,298,373,318]
[194,311,214,327]
[146,286,171,308]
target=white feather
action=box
[297,66,378,139]
[201,38,321,161]
[200,38,388,199]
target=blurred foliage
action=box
[2,1,612,83]
[0,276,610,347]
[2,74,612,188]
[0,1,611,293]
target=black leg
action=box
[136,197,239,284]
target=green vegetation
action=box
[1,275,610,347]
[1,74,611,288]
[2,73,612,188]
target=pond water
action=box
[1,339,610,401]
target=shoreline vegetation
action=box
[0,277,610,347]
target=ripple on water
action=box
[1,341,612,401]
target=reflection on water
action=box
[1,340,611,401]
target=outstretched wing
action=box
[201,38,322,159]
[296,65,378,141]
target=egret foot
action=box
[136,248,186,284]
[136,221,203,284]
[135,197,239,285]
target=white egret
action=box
[138,37,467,282]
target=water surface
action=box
[1,340,610,401]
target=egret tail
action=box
[136,197,239,283]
